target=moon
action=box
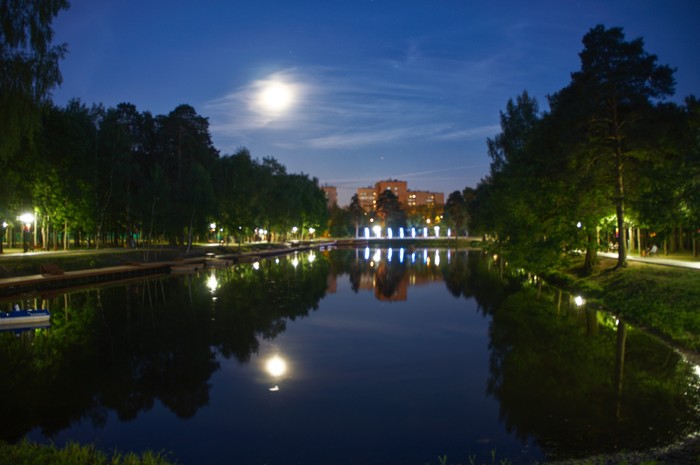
[259,83,294,113]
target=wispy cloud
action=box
[205,51,506,153]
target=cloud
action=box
[205,50,507,154]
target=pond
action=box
[1,247,698,465]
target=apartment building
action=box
[321,185,337,209]
[356,180,443,211]
[407,190,445,207]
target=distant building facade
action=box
[357,187,376,211]
[356,179,443,211]
[407,190,444,207]
[321,185,337,209]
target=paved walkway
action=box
[598,252,700,270]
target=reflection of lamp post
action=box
[0,221,7,254]
[19,213,35,253]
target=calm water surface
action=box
[1,248,698,465]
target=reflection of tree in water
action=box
[484,286,700,460]
[0,253,330,443]
[442,251,518,315]
[374,260,406,299]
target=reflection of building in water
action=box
[326,273,337,294]
[325,267,441,302]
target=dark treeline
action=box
[3,100,328,250]
[464,25,700,271]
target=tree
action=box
[375,189,405,230]
[567,25,675,268]
[0,0,69,161]
[347,194,365,238]
[153,104,219,247]
[443,190,468,237]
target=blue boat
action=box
[0,308,51,328]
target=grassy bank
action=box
[0,441,178,465]
[551,257,700,354]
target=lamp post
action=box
[19,213,35,253]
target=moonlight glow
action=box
[265,355,288,378]
[258,82,294,113]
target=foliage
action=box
[375,188,406,229]
[2,100,328,249]
[470,25,697,272]
[0,0,69,161]
[0,440,178,465]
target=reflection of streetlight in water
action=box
[206,273,218,293]
[266,355,288,392]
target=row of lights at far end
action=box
[363,226,450,239]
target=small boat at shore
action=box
[0,308,51,328]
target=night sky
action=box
[51,0,700,205]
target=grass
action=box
[558,256,700,353]
[0,441,179,465]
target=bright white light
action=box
[574,295,585,307]
[387,228,393,239]
[364,227,370,239]
[373,225,381,238]
[434,226,440,237]
[423,227,428,238]
[265,355,287,377]
[373,249,381,263]
[291,257,299,268]
[308,252,315,263]
[259,82,294,113]
[206,274,218,292]
[399,228,404,239]
[19,212,35,225]
[253,261,260,270]
[364,247,370,260]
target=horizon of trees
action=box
[2,99,329,250]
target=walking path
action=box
[598,252,700,270]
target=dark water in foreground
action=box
[1,248,698,465]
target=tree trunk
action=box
[583,230,598,273]
[614,153,627,268]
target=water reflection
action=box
[0,248,697,464]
